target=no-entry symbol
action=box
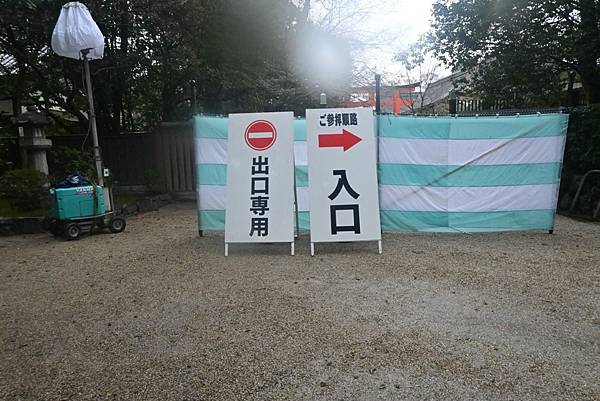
[245,120,277,151]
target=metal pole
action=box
[83,52,104,187]
[191,80,198,115]
[375,74,381,114]
[293,154,300,239]
[374,74,381,175]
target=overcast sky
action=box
[309,0,449,85]
[373,0,435,43]
[359,0,447,84]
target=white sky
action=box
[357,0,451,85]
[309,0,450,86]
[365,0,437,77]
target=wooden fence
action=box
[45,121,195,195]
[153,122,195,194]
[456,98,510,112]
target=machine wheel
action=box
[108,217,126,233]
[64,223,81,240]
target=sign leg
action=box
[378,240,382,255]
[310,242,315,257]
[293,157,300,239]
[225,243,229,257]
[294,199,299,239]
[291,242,295,256]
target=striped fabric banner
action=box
[194,113,568,233]
[194,116,312,231]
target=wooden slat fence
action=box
[46,121,195,195]
[457,98,511,112]
[155,122,195,194]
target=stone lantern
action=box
[15,104,53,175]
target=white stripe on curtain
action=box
[378,136,566,166]
[379,184,559,212]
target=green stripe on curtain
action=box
[380,210,555,232]
[196,164,227,185]
[377,114,568,140]
[193,115,228,139]
[378,163,561,187]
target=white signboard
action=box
[225,112,295,253]
[306,107,381,252]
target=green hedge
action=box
[564,105,600,175]
[0,169,49,212]
[559,105,600,214]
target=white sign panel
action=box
[225,112,295,244]
[306,107,381,243]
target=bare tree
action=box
[395,35,441,112]
[293,0,398,86]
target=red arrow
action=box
[318,129,362,151]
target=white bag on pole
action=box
[51,2,104,60]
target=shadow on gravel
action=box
[194,233,383,257]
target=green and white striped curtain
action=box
[194,113,568,233]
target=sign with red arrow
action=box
[306,107,381,251]
[318,129,362,151]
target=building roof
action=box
[351,82,421,92]
[421,71,469,107]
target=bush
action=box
[0,169,49,211]
[558,104,600,213]
[48,146,95,183]
[564,104,600,175]
[0,141,16,176]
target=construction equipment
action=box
[45,174,125,240]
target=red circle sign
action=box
[245,120,277,151]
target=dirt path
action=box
[1,203,599,400]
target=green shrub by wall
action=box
[0,169,49,212]
[47,146,95,184]
[560,105,600,214]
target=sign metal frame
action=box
[224,112,297,256]
[306,107,382,256]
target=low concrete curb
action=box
[116,193,173,216]
[0,217,46,236]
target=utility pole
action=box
[82,49,103,187]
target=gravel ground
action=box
[1,202,599,401]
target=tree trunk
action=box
[12,68,23,118]
[161,81,177,121]
[109,0,131,135]
[577,0,600,104]
[301,0,310,22]
[579,66,600,104]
